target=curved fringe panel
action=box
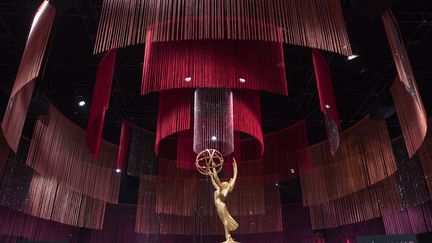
[383,10,427,158]
[94,0,352,56]
[1,1,56,152]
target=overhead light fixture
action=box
[185,76,192,82]
[211,136,217,142]
[78,100,86,107]
[239,78,246,83]
[290,168,295,174]
[325,104,331,109]
[115,169,121,173]
[275,183,279,187]
[347,54,359,61]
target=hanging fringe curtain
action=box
[156,89,192,155]
[87,49,117,159]
[0,206,77,242]
[0,158,106,229]
[418,119,432,201]
[94,0,352,56]
[311,49,341,155]
[26,105,120,203]
[136,173,282,235]
[1,1,56,152]
[309,175,400,230]
[382,10,427,158]
[142,38,287,96]
[0,133,9,183]
[301,116,397,206]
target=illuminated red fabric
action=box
[117,121,132,172]
[87,49,117,159]
[312,49,341,155]
[142,38,287,95]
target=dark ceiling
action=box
[0,0,432,145]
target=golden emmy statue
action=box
[196,149,239,243]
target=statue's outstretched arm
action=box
[212,166,223,187]
[210,171,220,190]
[229,158,238,191]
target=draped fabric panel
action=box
[383,10,427,158]
[142,38,287,95]
[87,49,117,159]
[26,105,120,203]
[136,173,282,235]
[155,89,192,155]
[233,90,263,155]
[418,119,432,200]
[94,0,352,56]
[382,202,432,235]
[2,1,56,152]
[0,133,9,184]
[117,121,132,172]
[309,176,400,230]
[0,158,106,229]
[301,116,397,206]
[311,49,341,155]
[0,206,78,242]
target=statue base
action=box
[222,239,240,243]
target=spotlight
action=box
[347,54,359,61]
[115,169,121,173]
[239,78,246,83]
[211,136,217,142]
[275,183,279,187]
[78,100,86,107]
[185,77,192,82]
[325,104,331,109]
[290,169,295,174]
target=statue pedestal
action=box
[222,239,240,243]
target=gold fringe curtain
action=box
[382,10,427,158]
[94,0,352,56]
[0,158,106,230]
[309,176,401,230]
[26,105,120,203]
[301,116,397,206]
[1,1,56,152]
[418,119,432,199]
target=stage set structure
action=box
[0,0,432,242]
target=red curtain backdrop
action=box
[1,1,56,152]
[382,10,427,158]
[142,38,287,95]
[87,49,117,159]
[301,116,397,206]
[155,89,192,155]
[311,48,341,155]
[325,218,385,243]
[94,0,352,56]
[27,105,120,203]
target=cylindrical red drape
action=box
[87,49,117,159]
[311,48,341,156]
[116,121,131,173]
[155,89,192,155]
[142,38,288,95]
[1,1,56,152]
